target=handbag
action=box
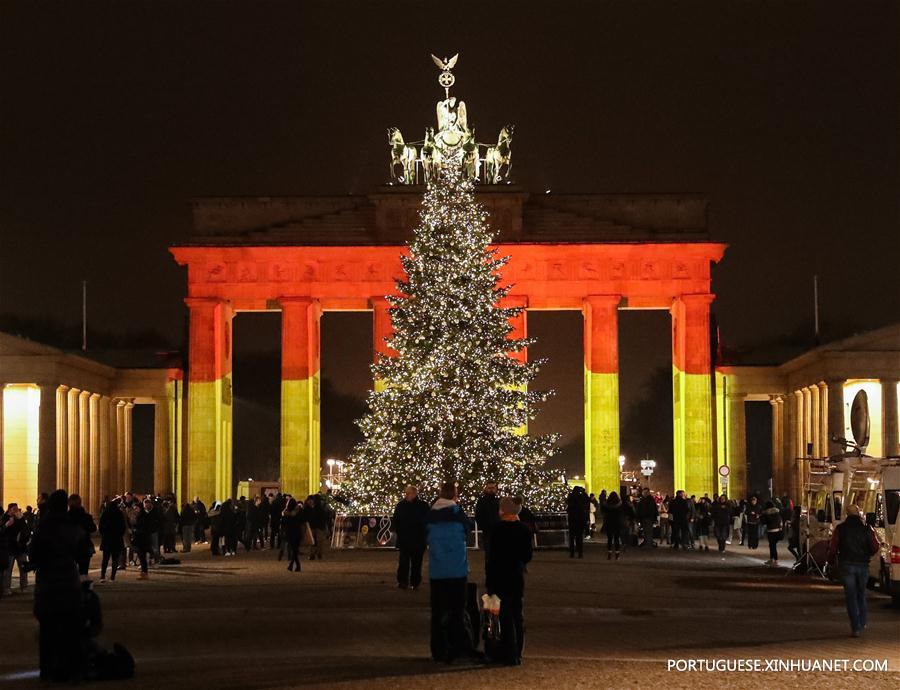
[481,593,502,642]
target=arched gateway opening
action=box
[171,192,725,504]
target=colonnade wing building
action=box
[721,324,900,499]
[0,333,181,513]
[171,188,727,504]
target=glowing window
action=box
[843,380,882,457]
[2,385,41,509]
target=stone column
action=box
[186,298,233,503]
[725,392,746,499]
[883,379,899,457]
[153,397,171,495]
[827,379,845,456]
[371,297,395,393]
[505,295,529,435]
[801,387,812,457]
[0,384,4,504]
[98,396,111,504]
[583,295,620,495]
[124,401,134,492]
[791,390,803,498]
[809,385,821,457]
[55,386,69,491]
[33,384,58,497]
[67,387,81,494]
[78,390,90,500]
[671,294,715,496]
[115,400,126,491]
[280,297,321,499]
[769,396,781,496]
[818,382,829,458]
[88,393,100,512]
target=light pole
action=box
[618,454,626,479]
[327,458,336,487]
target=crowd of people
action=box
[564,486,799,565]
[1,478,883,678]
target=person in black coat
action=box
[191,497,208,544]
[98,499,127,582]
[219,500,238,556]
[601,492,625,560]
[29,490,88,682]
[668,490,690,549]
[710,494,732,552]
[68,494,97,577]
[744,496,762,550]
[474,482,500,552]
[636,488,659,547]
[179,502,197,553]
[485,496,533,665]
[566,486,590,558]
[2,503,30,594]
[132,499,156,577]
[269,493,285,549]
[281,499,306,572]
[392,485,430,589]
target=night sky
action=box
[1,1,897,482]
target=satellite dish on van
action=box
[850,389,870,451]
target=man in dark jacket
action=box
[636,488,659,547]
[485,497,533,665]
[68,494,97,578]
[710,494,732,551]
[3,503,30,594]
[392,485,429,590]
[668,490,690,550]
[827,504,879,637]
[269,493,285,549]
[179,502,197,553]
[192,497,208,544]
[29,490,88,681]
[98,499,127,582]
[566,486,590,558]
[474,482,500,552]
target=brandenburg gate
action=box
[171,57,726,503]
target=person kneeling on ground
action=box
[426,481,477,664]
[485,496,533,665]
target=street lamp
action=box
[327,458,336,485]
[618,454,626,475]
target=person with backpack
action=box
[827,503,881,637]
[762,500,783,565]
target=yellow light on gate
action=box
[2,384,41,509]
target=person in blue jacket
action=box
[426,481,475,663]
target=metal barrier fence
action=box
[331,513,570,549]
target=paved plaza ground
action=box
[1,539,897,689]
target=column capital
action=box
[583,294,622,309]
[279,296,314,307]
[678,292,716,306]
[89,392,101,401]
[184,296,226,310]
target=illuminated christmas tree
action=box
[343,150,565,513]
